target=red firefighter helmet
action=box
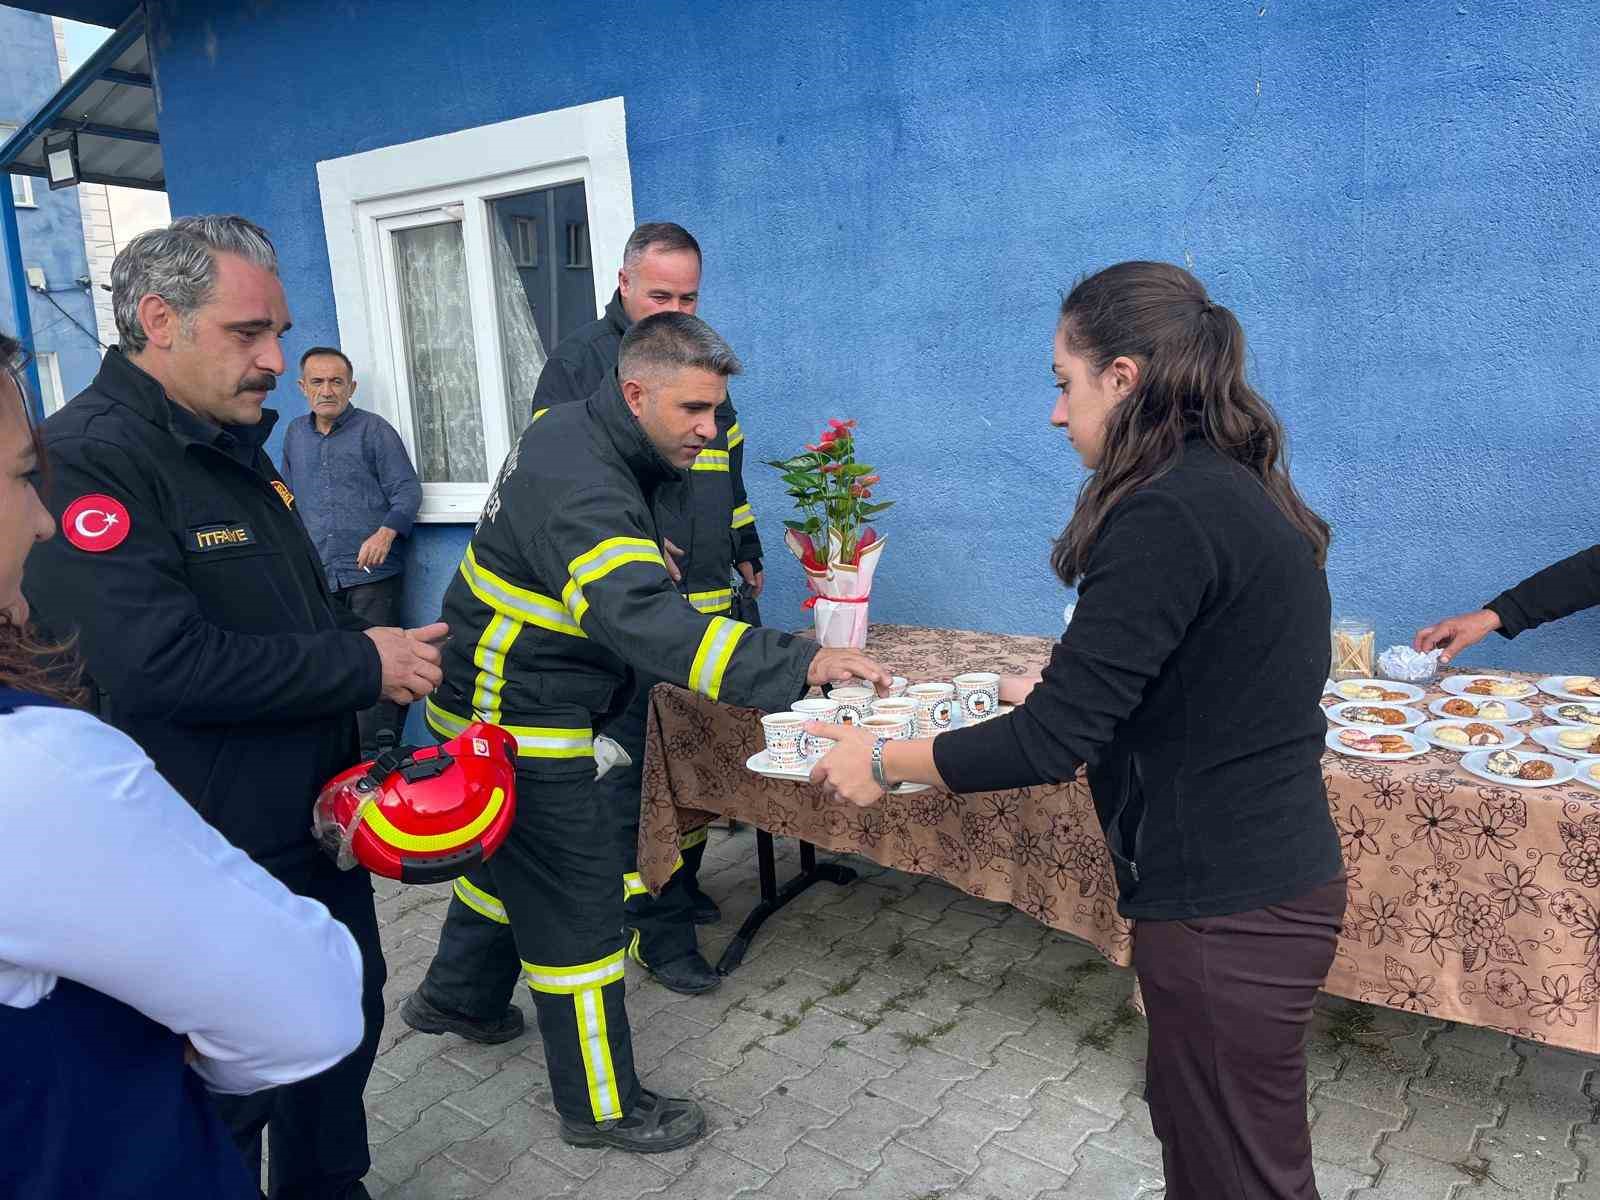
[313,723,518,883]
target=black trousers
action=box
[1133,876,1348,1200]
[417,682,701,1028]
[337,574,406,756]
[216,859,386,1200]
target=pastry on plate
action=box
[1336,681,1365,699]
[1566,676,1599,696]
[1463,722,1502,745]
[1465,679,1497,695]
[1490,681,1528,697]
[1373,734,1413,753]
[1337,728,1382,752]
[1557,704,1600,726]
[1484,750,1522,777]
[1379,689,1411,701]
[1435,725,1470,746]
[1590,762,1600,783]
[1441,698,1477,717]
[1557,728,1596,751]
[1477,701,1511,721]
[1518,758,1556,781]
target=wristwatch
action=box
[870,737,890,792]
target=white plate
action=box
[1571,761,1600,791]
[1537,675,1600,703]
[1459,749,1576,788]
[1416,719,1524,754]
[745,750,930,794]
[1529,726,1600,759]
[1324,701,1426,731]
[1439,674,1537,699]
[1324,678,1426,704]
[1426,697,1534,724]
[1324,728,1427,761]
[1542,701,1600,727]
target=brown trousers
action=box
[1133,877,1348,1200]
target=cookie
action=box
[1518,759,1556,781]
[1442,699,1477,717]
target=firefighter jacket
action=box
[429,374,815,776]
[22,349,381,877]
[529,291,764,611]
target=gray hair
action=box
[112,215,278,353]
[619,312,742,384]
[621,221,701,273]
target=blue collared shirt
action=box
[279,404,422,591]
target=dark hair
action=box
[622,222,702,270]
[1051,261,1330,586]
[299,346,354,376]
[0,330,85,705]
[619,311,742,383]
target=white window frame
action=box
[36,351,63,414]
[1,126,37,207]
[317,97,635,522]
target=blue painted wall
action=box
[144,0,1600,674]
[0,8,103,403]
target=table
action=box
[637,624,1600,1055]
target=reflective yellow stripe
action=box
[688,588,733,614]
[522,951,626,994]
[562,537,669,625]
[627,927,647,967]
[622,871,649,899]
[472,613,522,720]
[731,503,754,530]
[680,826,708,851]
[687,616,749,702]
[531,407,549,423]
[460,545,584,639]
[453,876,508,924]
[426,698,593,760]
[362,786,507,854]
[577,986,621,1119]
[727,422,743,449]
[691,449,730,472]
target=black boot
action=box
[648,950,721,995]
[400,990,525,1045]
[683,879,722,925]
[560,1089,707,1153]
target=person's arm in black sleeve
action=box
[932,490,1215,793]
[1484,545,1600,638]
[527,482,817,711]
[726,405,763,571]
[24,435,382,724]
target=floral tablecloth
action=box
[637,624,1600,1055]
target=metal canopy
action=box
[0,10,162,192]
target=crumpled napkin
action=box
[1378,644,1440,683]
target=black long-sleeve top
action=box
[1485,546,1600,638]
[932,439,1344,920]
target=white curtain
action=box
[489,215,549,446]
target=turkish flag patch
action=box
[63,494,132,553]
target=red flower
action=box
[858,473,879,486]
[820,462,841,474]
[819,430,838,445]
[827,419,857,431]
[804,443,822,452]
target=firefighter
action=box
[407,312,887,1152]
[403,223,758,1023]
[21,216,446,1199]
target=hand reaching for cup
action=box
[807,647,892,694]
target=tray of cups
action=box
[1324,678,1426,704]
[1537,675,1600,703]
[1439,674,1537,700]
[1324,701,1426,731]
[1459,748,1576,788]
[1416,719,1524,753]
[1426,697,1532,724]
[1529,725,1600,759]
[1326,727,1426,760]
[1543,701,1600,728]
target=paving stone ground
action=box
[359,827,1599,1199]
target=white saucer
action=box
[1416,719,1523,754]
[1459,749,1576,788]
[1537,676,1600,703]
[1324,678,1426,704]
[1324,728,1427,761]
[1426,697,1533,724]
[1325,701,1426,731]
[1529,726,1600,760]
[745,750,931,794]
[1439,674,1537,700]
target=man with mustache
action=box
[23,215,445,1199]
[281,346,422,755]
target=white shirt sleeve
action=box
[0,705,365,1095]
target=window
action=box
[36,352,63,414]
[318,97,634,521]
[509,216,538,267]
[0,126,37,207]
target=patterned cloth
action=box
[638,624,1600,1054]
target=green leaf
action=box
[782,519,811,531]
[858,501,896,516]
[841,463,873,477]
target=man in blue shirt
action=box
[281,347,422,754]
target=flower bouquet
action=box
[766,418,893,648]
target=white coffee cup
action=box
[791,697,841,760]
[954,672,1001,722]
[871,697,918,724]
[906,682,957,737]
[887,676,908,697]
[829,686,875,725]
[760,712,808,767]
[859,713,913,741]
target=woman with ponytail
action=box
[809,262,1344,1199]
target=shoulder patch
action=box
[62,494,131,553]
[271,480,294,509]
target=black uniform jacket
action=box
[23,349,382,876]
[530,290,764,607]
